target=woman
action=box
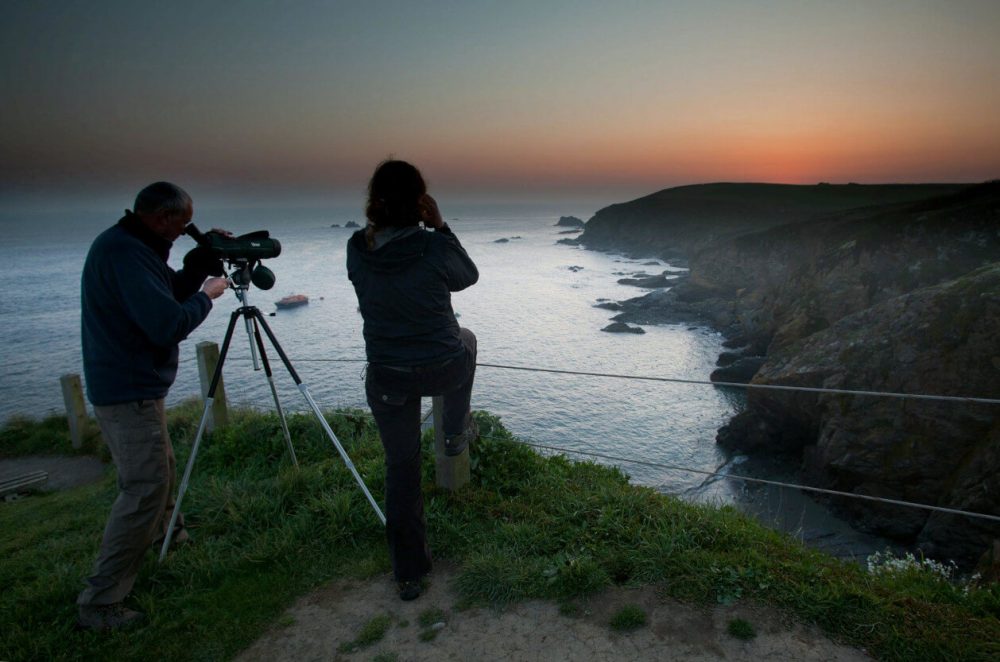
[346,159,479,600]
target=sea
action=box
[0,203,892,560]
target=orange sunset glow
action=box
[1,1,997,210]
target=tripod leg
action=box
[250,317,298,467]
[159,309,242,562]
[251,309,386,525]
[243,311,260,369]
[298,384,386,525]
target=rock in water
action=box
[601,322,645,334]
[617,272,676,288]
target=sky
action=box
[2,0,999,212]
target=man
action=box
[76,182,228,631]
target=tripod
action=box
[158,267,386,562]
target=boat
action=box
[275,294,309,309]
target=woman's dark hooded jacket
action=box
[347,224,478,366]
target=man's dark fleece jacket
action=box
[347,224,478,366]
[82,212,213,406]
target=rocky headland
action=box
[577,181,1000,566]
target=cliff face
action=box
[584,181,1000,564]
[689,184,1000,354]
[718,264,1000,562]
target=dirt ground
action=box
[238,563,872,662]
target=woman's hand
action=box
[418,194,444,229]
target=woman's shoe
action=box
[398,579,423,601]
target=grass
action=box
[727,618,756,640]
[609,605,647,632]
[2,405,1000,661]
[0,413,106,459]
[416,607,446,642]
[417,608,446,628]
[337,614,393,653]
[558,600,580,617]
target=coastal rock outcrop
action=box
[555,215,585,227]
[709,357,766,384]
[581,181,1000,564]
[719,264,1000,562]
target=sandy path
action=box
[238,563,871,662]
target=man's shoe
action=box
[398,580,423,601]
[76,603,144,631]
[444,418,478,457]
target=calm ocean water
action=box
[1,203,737,491]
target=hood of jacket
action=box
[348,227,430,274]
[119,210,172,262]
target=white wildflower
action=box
[865,549,956,580]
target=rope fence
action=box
[481,434,1000,524]
[219,355,1000,405]
[190,351,1000,525]
[52,347,991,519]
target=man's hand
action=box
[418,194,444,229]
[201,277,229,300]
[183,246,225,277]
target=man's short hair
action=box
[134,182,192,216]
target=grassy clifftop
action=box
[2,406,999,661]
[578,182,968,257]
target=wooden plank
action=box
[432,396,470,491]
[0,471,48,495]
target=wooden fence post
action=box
[196,341,229,432]
[60,373,92,449]
[433,396,469,491]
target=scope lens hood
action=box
[251,264,276,290]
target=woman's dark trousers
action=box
[365,328,477,582]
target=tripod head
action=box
[227,258,276,292]
[223,257,278,369]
